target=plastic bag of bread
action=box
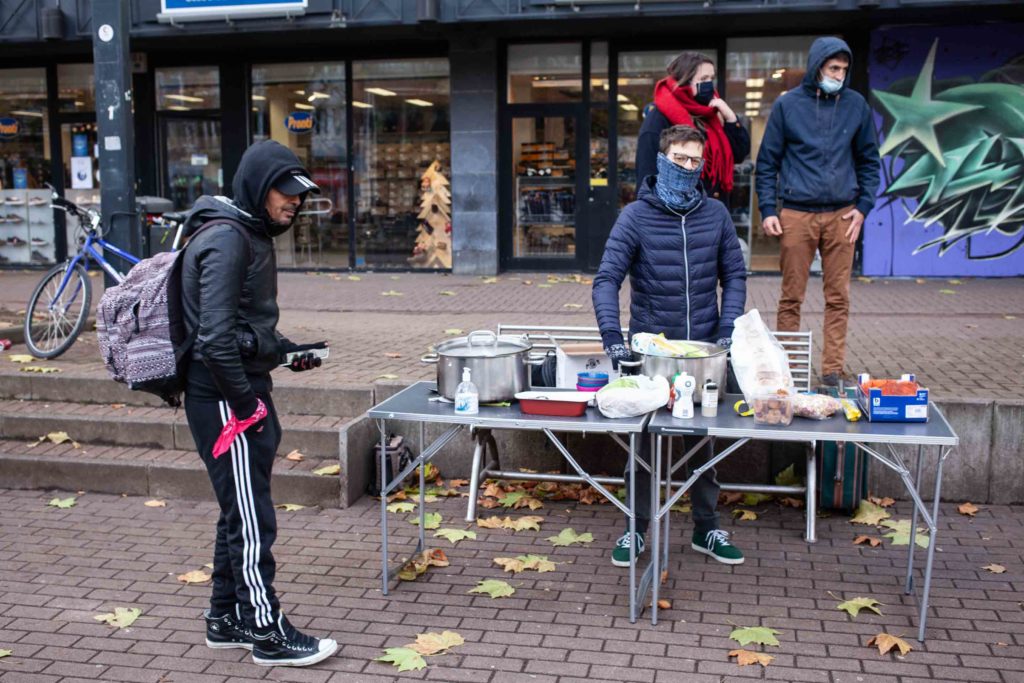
[729,309,794,404]
[791,393,841,420]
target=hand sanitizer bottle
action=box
[454,367,479,415]
[672,372,696,419]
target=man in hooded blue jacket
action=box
[593,124,747,567]
[756,36,880,386]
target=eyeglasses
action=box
[671,153,703,169]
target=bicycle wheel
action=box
[24,262,92,359]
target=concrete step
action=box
[0,371,375,418]
[0,438,339,508]
[0,398,346,461]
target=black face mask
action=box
[694,80,715,106]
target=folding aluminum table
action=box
[368,381,654,622]
[647,396,959,640]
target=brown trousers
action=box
[776,205,855,376]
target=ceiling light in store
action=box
[308,91,330,102]
[617,94,629,102]
[164,93,204,103]
[531,79,583,88]
[365,87,397,97]
[252,107,259,112]
[252,94,267,101]
[746,91,763,100]
[165,105,190,111]
[293,89,306,95]
[406,98,433,107]
[618,77,653,86]
[73,101,85,107]
[620,103,639,112]
[352,101,373,108]
[772,72,783,80]
[293,102,315,110]
[745,78,765,88]
[10,109,43,117]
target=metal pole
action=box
[906,445,924,593]
[91,0,137,286]
[379,420,389,594]
[917,447,948,642]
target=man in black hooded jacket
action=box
[180,140,337,667]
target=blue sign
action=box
[159,0,306,23]
[284,111,315,134]
[12,168,28,189]
[0,117,18,140]
[73,134,89,157]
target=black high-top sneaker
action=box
[204,607,253,650]
[251,614,338,667]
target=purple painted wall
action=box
[865,25,1024,277]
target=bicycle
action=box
[23,187,185,359]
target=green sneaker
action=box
[691,529,744,565]
[610,531,645,567]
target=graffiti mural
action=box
[865,25,1024,277]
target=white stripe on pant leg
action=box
[238,430,274,627]
[219,401,270,628]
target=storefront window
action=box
[156,66,220,111]
[252,62,348,268]
[591,41,609,102]
[508,43,582,104]
[726,36,814,271]
[512,115,576,258]
[352,58,450,268]
[0,67,53,265]
[58,63,95,113]
[60,122,100,253]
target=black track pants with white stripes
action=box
[185,391,283,630]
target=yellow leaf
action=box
[563,303,583,309]
[387,502,416,513]
[837,596,884,618]
[1006,315,1017,320]
[347,275,362,281]
[376,647,425,672]
[8,354,34,363]
[857,276,873,283]
[0,649,10,658]
[47,496,76,509]
[94,607,142,629]
[443,328,463,335]
[546,528,593,546]
[313,464,341,476]
[729,649,774,667]
[410,512,442,529]
[477,516,506,529]
[947,279,962,285]
[851,500,891,525]
[853,535,882,547]
[438,290,457,296]
[275,503,305,511]
[939,289,957,295]
[390,275,401,280]
[537,283,553,288]
[284,449,304,462]
[380,290,404,296]
[480,276,499,284]
[434,528,476,544]
[957,502,979,517]
[397,549,449,582]
[144,500,166,508]
[468,579,515,598]
[867,633,912,656]
[983,564,1006,574]
[494,554,555,574]
[375,374,399,380]
[477,515,543,532]
[177,569,211,584]
[407,630,464,656]
[493,557,525,573]
[20,366,61,373]
[733,509,758,521]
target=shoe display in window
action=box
[30,237,49,247]
[5,213,23,223]
[28,196,48,206]
[7,236,27,246]
[31,250,48,263]
[4,195,24,205]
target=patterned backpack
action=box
[96,220,251,406]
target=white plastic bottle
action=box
[672,372,695,419]
[454,367,479,415]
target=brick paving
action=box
[1,270,1022,400]
[0,487,1022,682]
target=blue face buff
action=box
[655,152,704,213]
[819,76,843,95]
[694,80,715,106]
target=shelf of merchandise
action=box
[0,189,56,266]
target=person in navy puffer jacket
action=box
[592,124,747,568]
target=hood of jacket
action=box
[637,174,707,216]
[231,140,311,237]
[180,195,260,240]
[802,36,853,96]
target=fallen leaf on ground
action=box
[380,290,404,296]
[1006,315,1017,320]
[478,498,500,509]
[774,464,801,487]
[779,497,805,509]
[390,275,401,280]
[376,647,426,672]
[867,633,912,656]
[983,564,1006,574]
[48,496,76,509]
[468,579,515,598]
[443,328,463,335]
[313,464,341,476]
[729,625,781,647]
[144,500,166,508]
[733,509,758,521]
[537,283,553,288]
[947,279,962,285]
[407,630,464,656]
[494,554,556,574]
[110,403,126,409]
[671,503,692,513]
[869,496,896,508]
[477,515,543,532]
[498,491,543,510]
[563,303,583,309]
[657,599,671,609]
[375,374,399,380]
[851,500,891,526]
[275,503,305,512]
[837,597,883,618]
[853,535,882,547]
[915,278,927,284]
[481,276,499,284]
[958,502,979,517]
[881,519,929,548]
[284,449,304,462]
[742,492,773,506]
[21,366,60,373]
[720,492,744,505]
[383,352,402,359]
[0,649,11,658]
[438,291,456,296]
[387,502,416,513]
[857,276,873,283]
[434,528,476,544]
[546,528,594,546]
[94,607,142,629]
[411,512,442,529]
[448,479,468,488]
[397,548,449,581]
[8,354,33,363]
[729,649,774,667]
[939,289,957,295]
[347,275,361,281]
[177,570,211,584]
[660,570,668,585]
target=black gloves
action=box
[605,343,634,371]
[716,337,732,350]
[716,324,734,350]
[280,341,328,372]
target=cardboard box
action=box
[555,342,612,389]
[856,373,929,422]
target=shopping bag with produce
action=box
[729,309,794,404]
[595,374,669,418]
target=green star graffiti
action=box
[873,39,1024,258]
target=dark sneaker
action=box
[691,529,745,565]
[821,373,842,387]
[252,615,338,667]
[610,531,645,567]
[205,608,252,651]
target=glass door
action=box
[160,117,223,210]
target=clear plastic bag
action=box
[791,393,841,420]
[729,309,794,404]
[595,374,669,418]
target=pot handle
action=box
[618,360,643,368]
[467,330,497,347]
[523,356,547,366]
[420,353,439,364]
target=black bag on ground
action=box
[368,434,415,497]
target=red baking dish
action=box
[514,391,593,417]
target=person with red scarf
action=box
[635,52,750,206]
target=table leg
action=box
[418,447,427,549]
[662,436,672,573]
[651,433,662,626]
[917,447,948,642]
[628,432,637,624]
[465,430,486,522]
[379,420,390,595]
[805,443,817,543]
[906,444,924,594]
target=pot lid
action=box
[435,330,531,358]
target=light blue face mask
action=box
[819,76,843,95]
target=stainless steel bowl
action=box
[620,340,727,405]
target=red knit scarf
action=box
[653,77,735,192]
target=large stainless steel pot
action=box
[421,330,543,402]
[620,340,727,405]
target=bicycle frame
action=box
[45,230,139,314]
